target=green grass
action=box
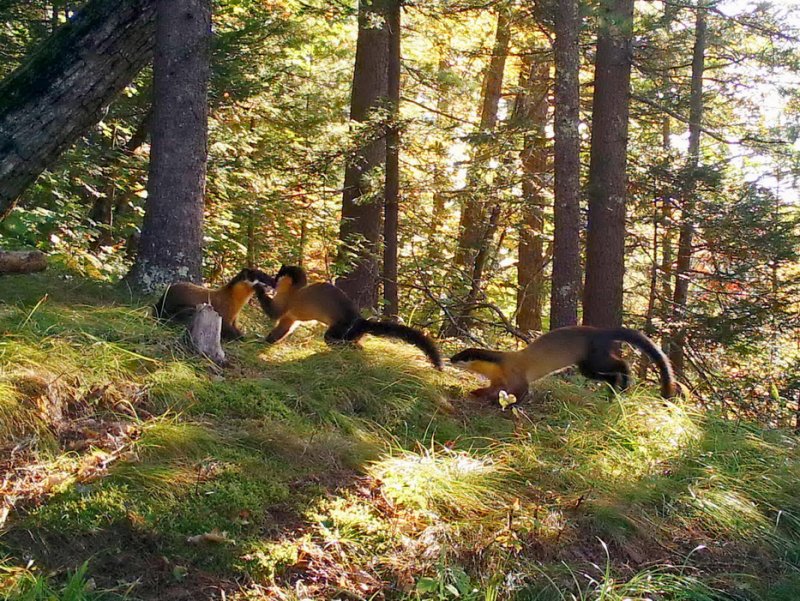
[1,267,800,600]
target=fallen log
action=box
[188,304,226,365]
[0,250,47,274]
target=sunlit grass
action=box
[0,559,102,601]
[369,445,521,519]
[3,267,800,599]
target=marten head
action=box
[229,268,276,290]
[275,265,308,288]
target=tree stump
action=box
[0,250,47,274]
[189,304,226,365]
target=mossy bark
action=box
[0,0,155,219]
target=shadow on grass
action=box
[507,385,800,600]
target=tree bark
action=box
[441,6,510,336]
[337,0,390,310]
[516,55,550,333]
[582,0,635,329]
[383,0,401,318]
[0,250,47,274]
[126,0,210,293]
[669,2,707,378]
[0,0,156,220]
[550,0,582,329]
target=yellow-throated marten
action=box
[451,326,675,401]
[254,265,442,369]
[153,268,275,340]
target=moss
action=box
[30,485,131,534]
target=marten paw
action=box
[469,387,500,402]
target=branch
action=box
[632,94,788,147]
[401,95,479,127]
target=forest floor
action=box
[1,267,800,601]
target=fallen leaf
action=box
[186,528,234,545]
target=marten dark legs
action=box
[469,385,502,401]
[578,350,630,391]
[323,320,362,346]
[265,316,295,343]
[221,322,244,341]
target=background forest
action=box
[3,0,799,417]
[1,0,799,415]
[2,0,800,599]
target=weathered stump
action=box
[0,250,47,274]
[189,304,226,365]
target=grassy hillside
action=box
[1,268,800,600]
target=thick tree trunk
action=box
[441,6,510,336]
[669,2,707,378]
[550,0,582,329]
[0,250,47,274]
[0,0,155,220]
[126,0,211,293]
[337,0,390,310]
[383,0,401,318]
[582,0,634,329]
[516,56,550,333]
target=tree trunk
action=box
[427,44,454,255]
[582,0,634,329]
[550,0,582,330]
[453,6,510,268]
[516,55,550,333]
[639,200,660,378]
[336,0,390,310]
[0,250,48,274]
[0,0,155,220]
[642,0,677,379]
[126,0,211,293]
[669,2,707,378]
[441,6,510,336]
[383,0,401,318]
[89,107,152,249]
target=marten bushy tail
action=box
[610,327,675,398]
[352,318,443,370]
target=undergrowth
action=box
[1,267,799,600]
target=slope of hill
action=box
[1,269,799,600]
